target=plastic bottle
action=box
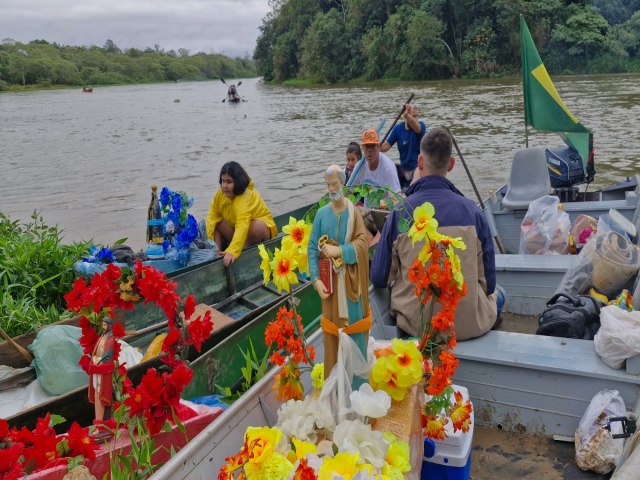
[146,185,164,245]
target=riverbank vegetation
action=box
[0,39,256,91]
[0,212,89,337]
[255,0,640,83]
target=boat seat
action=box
[502,148,551,210]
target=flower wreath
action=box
[64,260,214,434]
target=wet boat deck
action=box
[471,426,611,479]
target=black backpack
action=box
[537,293,602,340]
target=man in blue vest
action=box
[380,103,427,189]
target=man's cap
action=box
[361,129,379,146]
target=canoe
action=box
[0,203,312,371]
[150,280,640,479]
[3,204,316,431]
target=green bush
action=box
[0,211,90,337]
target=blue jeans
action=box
[496,284,506,318]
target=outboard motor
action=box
[545,145,587,188]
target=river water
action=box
[1,75,639,249]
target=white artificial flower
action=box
[277,396,336,442]
[333,420,388,469]
[165,220,175,234]
[350,383,391,419]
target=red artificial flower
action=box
[66,422,100,460]
[293,458,318,480]
[184,294,196,321]
[23,432,62,469]
[186,311,213,352]
[0,419,8,440]
[0,443,24,479]
[112,322,125,337]
[9,426,34,446]
[78,316,99,355]
[64,277,89,312]
[162,328,181,354]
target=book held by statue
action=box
[319,258,333,294]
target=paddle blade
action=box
[220,78,227,85]
[237,81,242,87]
[222,98,226,102]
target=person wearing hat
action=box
[349,128,401,194]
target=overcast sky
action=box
[0,0,271,57]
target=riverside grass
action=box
[0,211,90,337]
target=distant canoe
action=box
[82,86,93,93]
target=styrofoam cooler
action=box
[421,385,474,480]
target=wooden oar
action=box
[445,127,506,254]
[380,93,414,145]
[0,324,34,363]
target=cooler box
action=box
[421,385,474,480]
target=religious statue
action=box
[88,318,116,421]
[308,164,371,384]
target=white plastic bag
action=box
[594,306,640,369]
[575,389,626,474]
[519,196,570,255]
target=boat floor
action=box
[472,426,610,479]
[496,311,538,334]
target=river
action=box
[1,75,639,250]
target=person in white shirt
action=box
[350,128,401,193]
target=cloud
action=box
[0,0,270,57]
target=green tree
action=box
[551,5,610,60]
[300,9,350,82]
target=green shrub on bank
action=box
[0,211,90,337]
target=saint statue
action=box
[88,318,116,421]
[308,164,371,383]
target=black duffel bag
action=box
[537,293,602,340]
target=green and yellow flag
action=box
[520,15,592,175]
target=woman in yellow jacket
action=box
[206,162,276,266]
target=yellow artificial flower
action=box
[417,242,433,264]
[294,251,309,276]
[446,245,465,290]
[370,356,407,402]
[380,464,405,480]
[245,452,293,480]
[311,363,324,390]
[271,247,299,293]
[282,217,312,252]
[382,432,411,473]
[408,202,438,246]
[244,426,283,465]
[318,452,372,480]
[287,437,317,463]
[258,244,272,286]
[388,339,423,388]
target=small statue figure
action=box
[88,318,116,421]
[308,164,371,383]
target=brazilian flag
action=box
[521,15,593,177]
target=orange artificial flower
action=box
[451,390,473,433]
[424,415,448,440]
[273,362,304,401]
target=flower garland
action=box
[259,217,316,401]
[61,262,213,475]
[159,186,199,266]
[405,202,473,440]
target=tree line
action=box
[254,0,640,83]
[0,39,256,90]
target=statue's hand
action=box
[321,244,341,259]
[314,279,330,300]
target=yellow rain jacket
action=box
[206,179,276,259]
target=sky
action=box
[0,0,271,58]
